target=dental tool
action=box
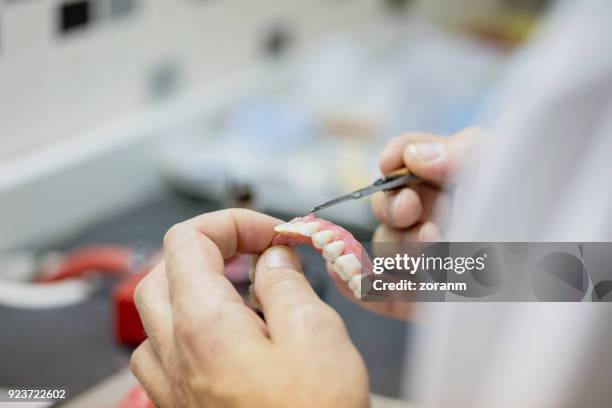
[309,167,421,213]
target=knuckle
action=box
[199,302,228,326]
[132,277,149,310]
[258,268,305,295]
[173,314,197,347]
[173,304,223,347]
[290,303,344,334]
[163,222,190,248]
[288,304,320,328]
[129,343,145,377]
[317,305,345,329]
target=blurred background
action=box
[0,0,551,406]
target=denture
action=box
[271,214,371,299]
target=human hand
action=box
[329,127,485,320]
[130,209,369,408]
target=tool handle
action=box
[383,167,410,178]
[378,167,422,191]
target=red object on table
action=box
[112,252,253,346]
[118,384,154,408]
[113,270,149,346]
[37,245,133,282]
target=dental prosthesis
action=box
[271,214,371,299]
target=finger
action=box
[406,222,441,243]
[185,208,284,259]
[379,131,445,175]
[412,183,451,227]
[401,127,484,185]
[253,246,346,344]
[163,210,281,338]
[130,340,173,408]
[371,188,422,229]
[371,183,449,229]
[163,209,281,306]
[133,263,175,371]
[372,222,441,244]
[136,247,266,382]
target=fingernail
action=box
[408,142,444,161]
[262,245,301,270]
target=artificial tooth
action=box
[322,240,345,262]
[274,222,302,234]
[332,254,362,281]
[312,230,334,249]
[349,275,362,299]
[332,262,349,281]
[274,222,321,237]
[294,222,321,236]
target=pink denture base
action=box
[271,214,372,272]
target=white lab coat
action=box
[405,1,612,406]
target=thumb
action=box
[253,245,334,342]
[402,127,484,185]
